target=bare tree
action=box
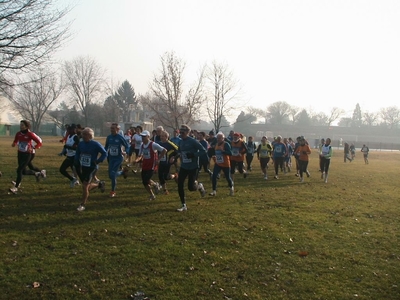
[0,0,71,91]
[327,107,345,126]
[206,61,241,132]
[308,110,328,126]
[147,51,206,131]
[9,66,64,132]
[63,56,105,126]
[266,101,292,125]
[380,106,400,129]
[244,106,270,124]
[362,111,378,127]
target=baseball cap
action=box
[140,130,150,137]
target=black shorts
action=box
[259,157,270,169]
[78,166,97,183]
[141,169,154,185]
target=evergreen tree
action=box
[351,103,362,127]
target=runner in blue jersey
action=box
[74,127,107,211]
[169,124,207,212]
[105,123,130,198]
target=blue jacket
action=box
[178,136,206,170]
[105,133,130,159]
[75,140,107,168]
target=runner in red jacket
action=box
[10,120,45,194]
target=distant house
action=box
[0,96,23,136]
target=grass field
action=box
[1,136,400,300]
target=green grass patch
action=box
[1,137,400,299]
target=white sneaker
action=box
[153,183,161,195]
[11,181,19,188]
[300,177,304,183]
[264,175,268,180]
[177,204,187,212]
[274,175,279,179]
[40,170,47,179]
[198,183,206,197]
[149,194,156,201]
[70,177,78,188]
[229,187,234,196]
[306,170,310,177]
[77,205,85,211]
[9,187,18,194]
[209,191,216,196]
[324,174,328,183]
[321,172,325,179]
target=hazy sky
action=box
[56,0,400,119]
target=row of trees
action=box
[242,102,400,129]
[6,52,244,133]
[5,51,400,134]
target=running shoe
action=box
[321,172,325,179]
[177,204,187,212]
[149,195,156,201]
[109,191,116,198]
[77,204,85,212]
[153,183,162,195]
[209,191,216,196]
[70,177,78,188]
[40,170,47,179]
[229,186,234,196]
[9,187,18,194]
[306,170,310,177]
[274,175,279,179]
[163,190,170,195]
[264,175,268,180]
[198,183,206,197]
[300,177,304,183]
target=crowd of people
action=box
[6,120,370,212]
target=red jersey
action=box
[12,131,43,153]
[141,141,157,171]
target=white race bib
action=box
[80,154,91,167]
[18,142,28,152]
[232,148,240,156]
[143,148,151,159]
[182,152,192,163]
[109,146,119,156]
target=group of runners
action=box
[6,119,371,212]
